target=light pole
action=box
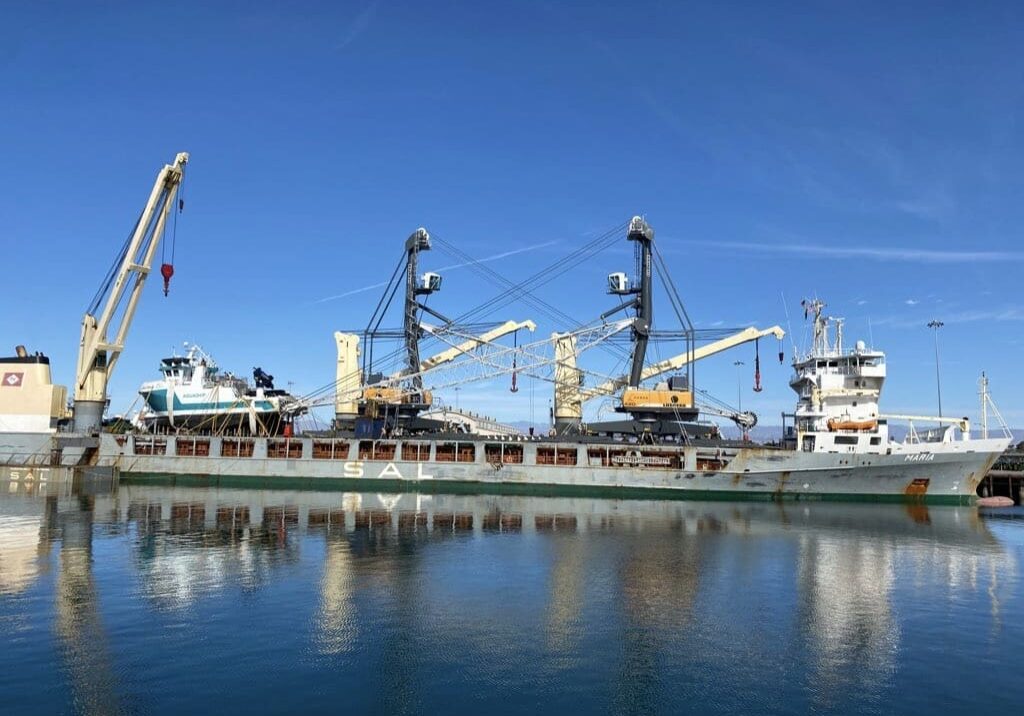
[927,320,944,419]
[733,360,745,412]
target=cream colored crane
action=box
[333,319,536,424]
[417,320,537,372]
[73,152,189,433]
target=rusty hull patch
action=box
[905,477,931,498]
[775,470,791,497]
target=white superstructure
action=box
[136,344,304,435]
[789,299,998,457]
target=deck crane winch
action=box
[73,152,189,433]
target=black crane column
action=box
[627,217,654,387]
[403,228,431,393]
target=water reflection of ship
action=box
[0,472,123,715]
[2,479,1016,710]
[784,502,1013,707]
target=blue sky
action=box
[1,0,1022,431]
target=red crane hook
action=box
[160,263,175,296]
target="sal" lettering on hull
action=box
[342,461,434,479]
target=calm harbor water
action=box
[1,473,1022,715]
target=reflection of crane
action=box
[73,152,189,433]
[52,497,125,715]
[315,537,359,655]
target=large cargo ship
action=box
[0,153,1012,503]
[91,294,1009,503]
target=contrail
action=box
[688,240,1024,264]
[312,240,559,304]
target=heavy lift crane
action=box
[332,227,536,432]
[553,324,785,434]
[333,318,536,427]
[73,152,188,433]
[327,216,783,439]
[603,217,698,423]
[555,216,785,438]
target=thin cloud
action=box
[312,240,560,304]
[336,0,381,51]
[874,306,1024,328]
[904,299,919,306]
[689,240,1024,264]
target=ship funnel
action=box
[15,345,27,358]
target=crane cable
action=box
[754,339,763,392]
[87,214,140,315]
[160,170,186,296]
[510,329,519,393]
[302,223,634,404]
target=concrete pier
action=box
[979,445,1024,504]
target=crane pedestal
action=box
[72,400,105,434]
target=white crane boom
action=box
[580,325,786,401]
[340,319,632,406]
[331,320,538,423]
[414,319,537,373]
[73,152,189,432]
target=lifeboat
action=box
[827,418,877,432]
